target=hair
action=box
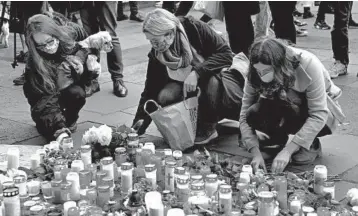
[247,37,300,93]
[25,14,76,94]
[142,8,180,36]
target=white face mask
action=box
[253,62,275,83]
[260,71,275,83]
[43,38,60,54]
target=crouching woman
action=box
[239,38,345,173]
[132,9,246,145]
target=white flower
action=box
[82,126,100,145]
[97,125,112,146]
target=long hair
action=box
[247,37,300,97]
[142,8,180,36]
[25,14,76,94]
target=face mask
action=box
[260,71,274,83]
[151,33,174,53]
[39,38,60,54]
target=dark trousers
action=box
[331,1,352,65]
[222,2,254,55]
[162,1,176,13]
[59,84,86,126]
[269,1,297,44]
[175,1,212,23]
[80,1,124,82]
[316,1,330,21]
[246,97,331,160]
[117,1,138,16]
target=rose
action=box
[97,125,112,146]
[82,126,100,145]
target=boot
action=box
[303,7,315,19]
[113,79,128,97]
[194,123,218,145]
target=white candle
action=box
[71,160,84,173]
[64,201,77,216]
[165,161,176,192]
[314,165,327,195]
[49,141,60,150]
[242,165,253,175]
[167,208,185,216]
[144,142,156,154]
[36,149,46,163]
[101,157,115,181]
[66,172,81,201]
[27,180,40,196]
[121,163,133,194]
[148,204,164,216]
[290,197,301,214]
[145,164,157,189]
[7,147,20,170]
[239,172,251,184]
[145,191,162,212]
[30,154,41,170]
[80,145,92,168]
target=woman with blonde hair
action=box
[132,8,246,145]
[240,37,345,173]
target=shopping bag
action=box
[144,90,200,151]
[193,1,225,21]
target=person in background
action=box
[314,1,332,30]
[328,1,353,78]
[132,9,246,145]
[117,1,143,22]
[349,2,358,28]
[80,1,128,97]
[240,38,344,173]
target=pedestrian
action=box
[23,13,91,142]
[328,1,353,78]
[240,38,345,173]
[132,9,247,145]
[80,1,128,97]
[117,1,143,22]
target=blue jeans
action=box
[80,1,124,82]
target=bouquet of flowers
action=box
[82,124,133,163]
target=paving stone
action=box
[335,181,358,202]
[0,118,40,144]
[122,44,152,66]
[83,82,144,115]
[122,62,148,84]
[341,164,358,184]
[122,106,138,115]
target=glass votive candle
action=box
[322,181,335,200]
[27,180,41,196]
[41,181,52,200]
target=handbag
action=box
[144,89,200,151]
[193,1,225,21]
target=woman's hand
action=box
[250,147,267,173]
[86,55,101,76]
[132,119,144,134]
[272,149,291,174]
[65,55,84,75]
[183,71,198,98]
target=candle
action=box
[144,142,156,154]
[67,206,80,216]
[61,168,71,182]
[27,180,40,196]
[167,208,185,216]
[219,184,232,215]
[145,191,162,212]
[71,160,84,173]
[66,172,81,201]
[145,164,157,189]
[62,137,74,152]
[51,179,62,204]
[239,172,251,184]
[290,197,301,214]
[148,205,164,216]
[165,161,176,192]
[13,175,27,196]
[3,187,20,216]
[80,145,92,168]
[64,201,77,216]
[205,174,219,198]
[314,165,327,195]
[49,141,60,150]
[242,165,253,175]
[7,147,20,170]
[173,150,183,167]
[322,181,335,200]
[101,157,114,181]
[54,165,65,180]
[36,149,46,163]
[30,154,41,171]
[274,176,288,210]
[121,163,133,194]
[175,175,190,203]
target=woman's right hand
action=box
[250,149,267,173]
[131,119,144,134]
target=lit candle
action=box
[30,154,41,170]
[80,145,92,168]
[64,201,77,216]
[66,172,81,201]
[36,149,46,163]
[7,147,20,170]
[145,164,157,189]
[290,197,301,214]
[314,165,327,195]
[242,165,253,175]
[239,172,251,184]
[71,160,84,173]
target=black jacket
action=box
[23,15,89,140]
[133,16,234,134]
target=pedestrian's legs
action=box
[175,1,193,16]
[80,2,99,35]
[331,1,352,65]
[269,1,297,44]
[223,2,254,55]
[117,1,124,18]
[162,1,176,13]
[98,1,128,97]
[129,1,138,16]
[60,84,86,126]
[316,1,329,21]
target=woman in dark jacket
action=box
[23,13,97,143]
[132,9,245,145]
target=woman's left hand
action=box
[183,71,198,98]
[66,55,84,75]
[272,149,291,174]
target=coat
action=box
[239,47,346,151]
[133,16,234,134]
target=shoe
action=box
[349,19,358,29]
[129,14,144,22]
[292,138,322,165]
[329,61,348,79]
[85,79,100,97]
[303,7,315,19]
[294,19,307,27]
[314,21,331,30]
[117,14,128,22]
[68,122,78,133]
[16,51,28,63]
[296,29,308,37]
[13,73,25,85]
[293,9,303,17]
[194,123,218,145]
[113,80,128,97]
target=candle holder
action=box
[27,180,41,197]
